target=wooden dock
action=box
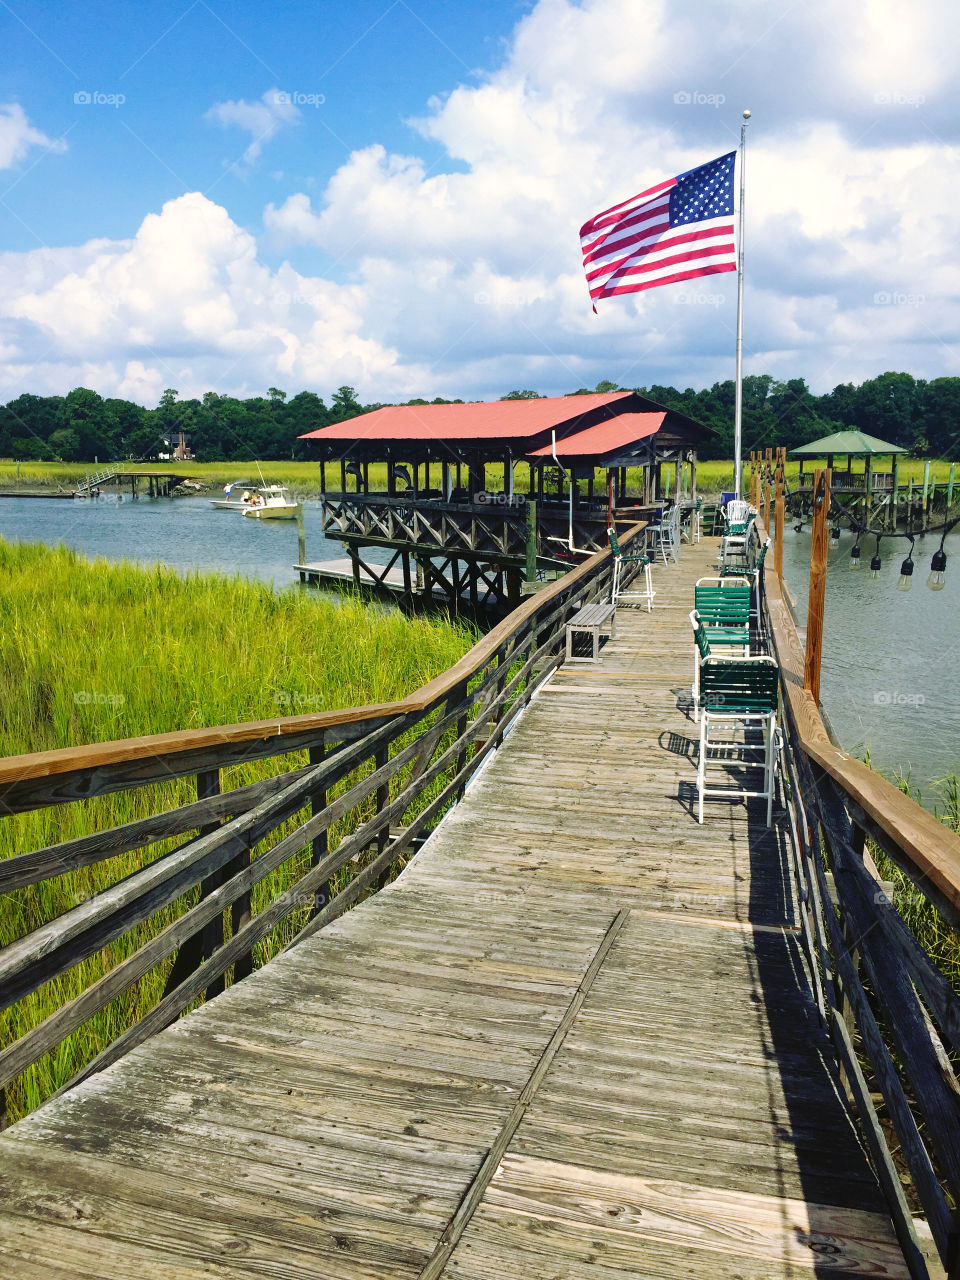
[295,556,407,591]
[0,538,913,1278]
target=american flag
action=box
[580,151,737,310]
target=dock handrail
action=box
[0,523,646,1125]
[759,515,960,1277]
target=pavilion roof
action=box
[299,392,712,460]
[790,430,907,457]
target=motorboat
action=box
[241,484,298,520]
[211,482,258,511]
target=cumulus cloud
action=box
[262,0,960,395]
[205,88,300,167]
[0,102,66,169]
[0,192,428,403]
[2,0,959,404]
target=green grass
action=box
[871,771,960,993]
[0,537,474,1120]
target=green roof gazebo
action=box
[790,430,907,528]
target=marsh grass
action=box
[871,770,960,993]
[0,537,474,1119]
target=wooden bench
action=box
[565,600,617,664]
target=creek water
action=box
[1,493,957,803]
[779,523,960,806]
[0,493,358,586]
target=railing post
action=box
[308,742,330,921]
[762,446,772,531]
[162,768,225,1002]
[804,468,831,704]
[375,746,392,888]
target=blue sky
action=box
[0,0,956,407]
[1,1,519,255]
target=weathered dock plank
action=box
[0,538,907,1278]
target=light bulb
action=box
[850,544,861,569]
[927,548,947,591]
[870,554,882,580]
[897,558,913,591]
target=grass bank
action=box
[0,538,474,1119]
[874,772,960,992]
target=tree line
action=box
[1,371,957,464]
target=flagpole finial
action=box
[742,108,751,120]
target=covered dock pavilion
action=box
[297,392,714,613]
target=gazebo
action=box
[790,430,907,530]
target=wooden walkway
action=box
[0,540,908,1279]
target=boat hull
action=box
[242,506,298,520]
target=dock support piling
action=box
[525,500,537,585]
[804,469,831,705]
[774,448,785,580]
[297,502,305,565]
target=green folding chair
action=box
[697,655,780,826]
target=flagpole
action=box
[733,108,750,501]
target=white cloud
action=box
[205,88,300,167]
[0,192,428,403]
[0,102,66,169]
[2,0,960,405]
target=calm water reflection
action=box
[780,524,960,804]
[1,495,957,801]
[0,494,359,586]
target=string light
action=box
[798,489,958,593]
[928,541,947,592]
[870,536,882,580]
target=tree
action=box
[500,389,542,400]
[48,428,81,460]
[330,386,363,422]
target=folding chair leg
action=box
[698,717,707,823]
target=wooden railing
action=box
[321,491,616,557]
[321,493,533,557]
[0,525,644,1126]
[761,519,960,1280]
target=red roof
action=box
[299,392,632,443]
[527,413,665,459]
